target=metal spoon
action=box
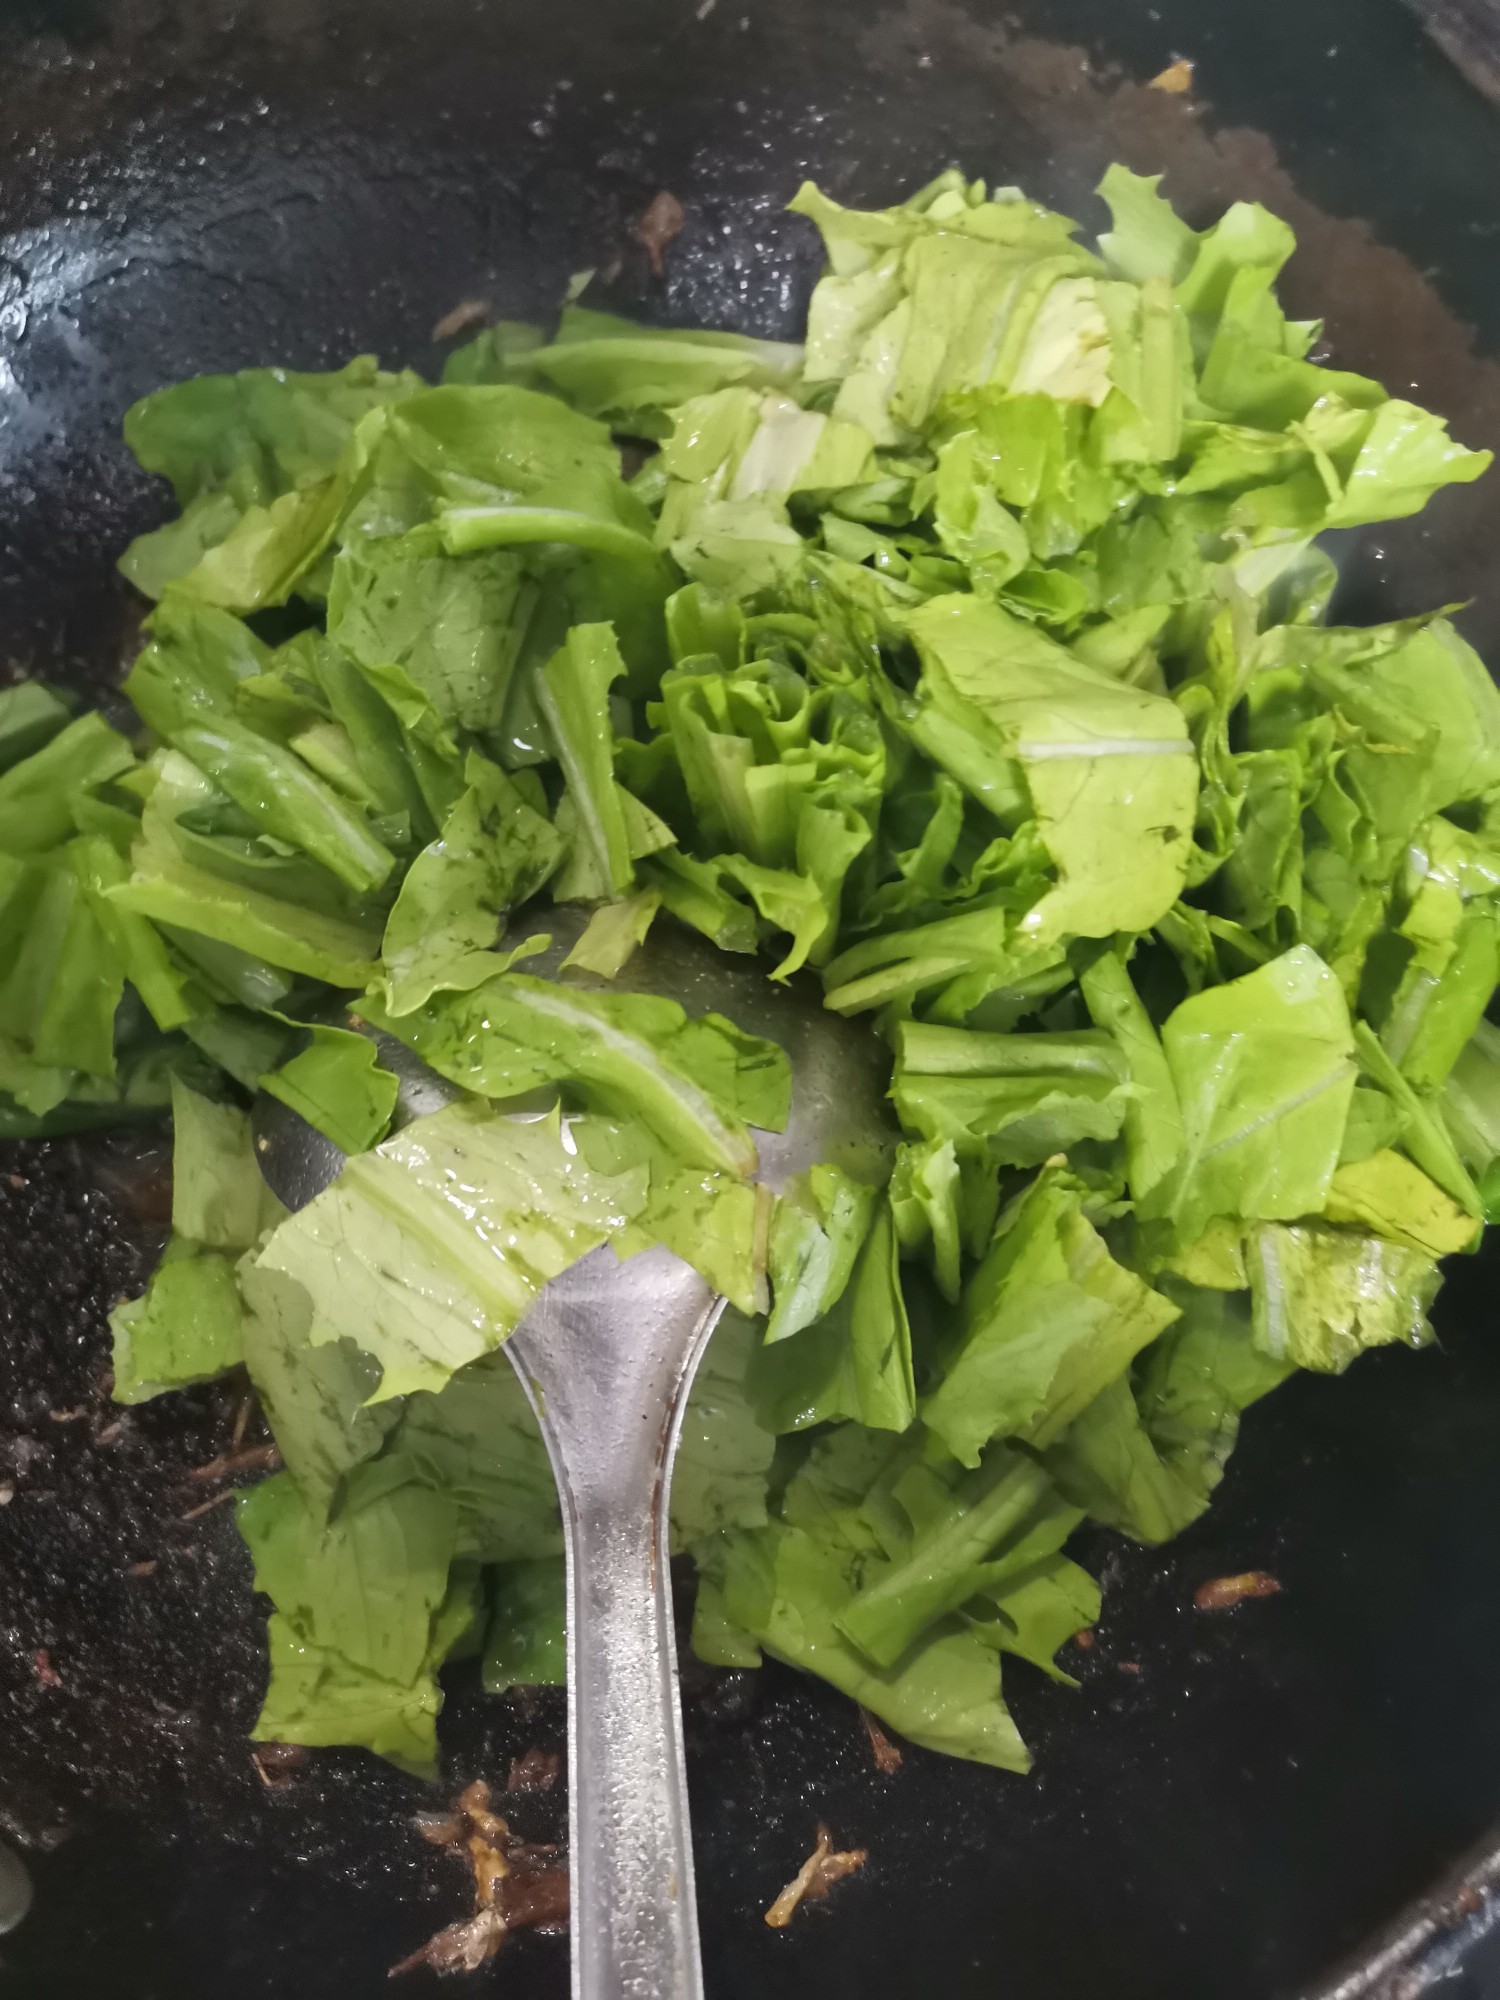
[253,913,890,2000]
[0,1842,32,1935]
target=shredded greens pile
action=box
[5,166,1499,1777]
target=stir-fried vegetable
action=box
[5,165,1496,1779]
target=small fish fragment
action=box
[432,299,493,343]
[1194,1570,1282,1611]
[1148,57,1194,93]
[860,1708,903,1775]
[392,1777,570,1977]
[637,191,686,278]
[765,1824,867,1929]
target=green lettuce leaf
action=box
[751,1198,916,1434]
[1144,946,1357,1241]
[765,1164,881,1343]
[790,175,1097,443]
[259,1024,400,1157]
[238,1260,399,1518]
[889,1137,965,1301]
[0,847,128,1078]
[536,623,634,899]
[1078,947,1183,1201]
[256,1100,649,1399]
[442,320,547,390]
[0,713,135,857]
[239,1463,469,1775]
[1323,1148,1479,1257]
[970,1553,1101,1683]
[1442,1020,1500,1217]
[0,682,74,774]
[239,1464,463,1685]
[710,1520,1032,1772]
[251,1609,454,1773]
[387,1348,562,1562]
[109,849,381,989]
[378,380,624,514]
[365,969,789,1177]
[168,1075,283,1247]
[1046,1285,1288,1542]
[569,1114,770,1315]
[377,754,561,1015]
[105,750,383,988]
[643,849,759,954]
[71,833,196,1033]
[110,1078,285,1403]
[901,595,1198,943]
[124,602,396,896]
[834,1444,1058,1667]
[922,1166,1178,1466]
[1247,1221,1440,1373]
[327,531,532,735]
[669,1306,778,1550]
[484,1560,567,1693]
[1096,166,1197,285]
[527,305,804,435]
[890,1019,1130,1165]
[110,1239,247,1404]
[560,889,661,978]
[1353,1021,1484,1218]
[120,355,422,600]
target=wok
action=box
[4,1,1500,1995]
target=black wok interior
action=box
[4,2,1500,1994]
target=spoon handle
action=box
[563,1489,704,2000]
[504,1248,724,2000]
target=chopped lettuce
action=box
[119,355,423,601]
[258,1024,400,1157]
[561,888,661,977]
[1046,1285,1289,1542]
[922,1167,1179,1466]
[484,1560,567,1694]
[1247,1222,1441,1373]
[751,1195,916,1434]
[365,968,790,1176]
[890,1019,1130,1165]
[900,595,1199,945]
[238,1260,399,1518]
[255,1100,650,1400]
[110,1078,286,1403]
[377,754,560,1014]
[110,1240,249,1405]
[709,1522,1033,1772]
[63,157,1498,1787]
[1143,947,1357,1242]
[238,1464,469,1774]
[524,305,804,435]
